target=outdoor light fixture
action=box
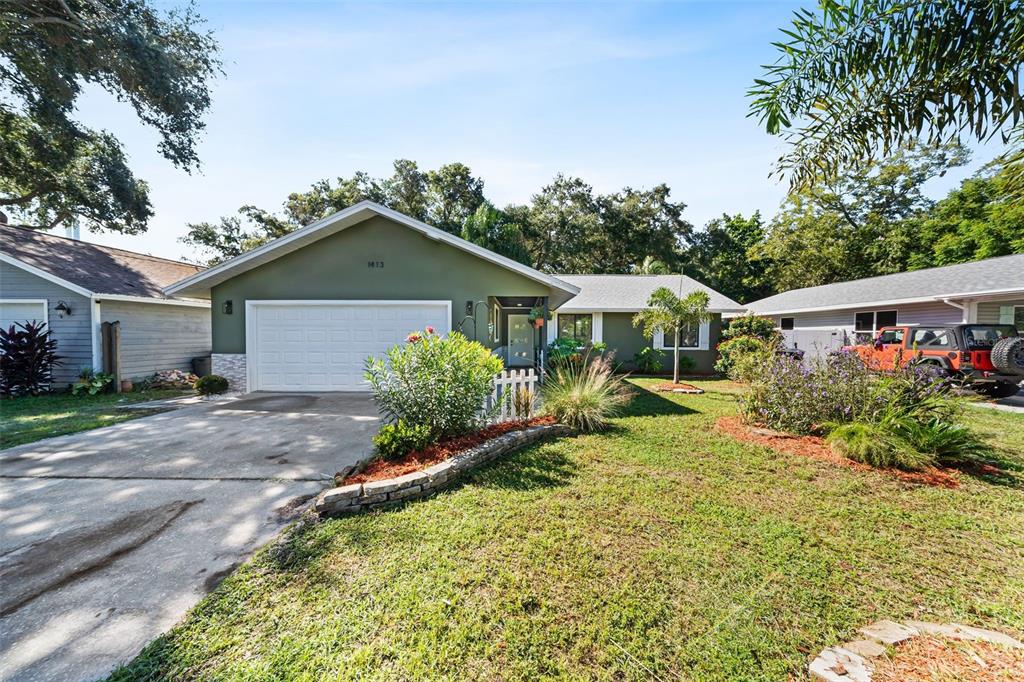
[465,300,473,316]
[55,301,72,318]
[223,300,233,315]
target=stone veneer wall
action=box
[212,353,247,391]
[316,423,572,516]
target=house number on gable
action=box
[367,261,384,269]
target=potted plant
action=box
[527,306,548,329]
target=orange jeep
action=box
[844,324,1024,399]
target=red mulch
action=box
[872,636,1024,682]
[715,416,965,489]
[345,416,557,484]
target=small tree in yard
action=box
[0,321,61,396]
[633,288,711,384]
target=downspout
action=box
[939,297,970,323]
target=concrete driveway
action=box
[0,393,378,682]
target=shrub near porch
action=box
[365,328,503,459]
[109,379,1024,681]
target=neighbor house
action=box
[745,254,1024,357]
[1,223,212,387]
[164,202,743,392]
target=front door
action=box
[507,314,535,367]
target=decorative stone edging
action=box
[315,423,573,516]
[810,619,1024,682]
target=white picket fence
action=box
[482,368,540,423]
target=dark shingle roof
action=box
[1,224,203,298]
[746,254,1024,314]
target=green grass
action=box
[109,379,1024,681]
[0,390,190,449]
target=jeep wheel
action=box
[973,381,1022,399]
[991,336,1024,376]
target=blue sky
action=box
[76,1,1001,262]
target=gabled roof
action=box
[554,274,745,313]
[746,254,1024,315]
[164,201,580,304]
[1,223,205,300]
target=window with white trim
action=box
[491,303,500,343]
[853,309,897,344]
[557,314,592,343]
[998,305,1024,330]
[0,299,48,331]
[654,321,699,349]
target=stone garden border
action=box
[315,423,573,516]
[810,619,1024,681]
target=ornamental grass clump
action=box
[541,356,632,432]
[365,329,504,452]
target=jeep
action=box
[843,324,1024,399]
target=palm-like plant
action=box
[632,287,711,384]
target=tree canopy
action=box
[184,163,692,273]
[683,212,771,304]
[0,0,221,232]
[750,144,973,290]
[749,0,1024,197]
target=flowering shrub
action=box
[741,350,988,470]
[741,351,876,434]
[365,329,504,445]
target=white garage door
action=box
[249,301,451,392]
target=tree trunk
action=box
[673,337,680,384]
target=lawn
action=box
[0,390,190,449]
[110,379,1024,681]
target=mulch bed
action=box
[653,382,704,394]
[344,416,557,485]
[872,636,1024,682]
[715,416,965,489]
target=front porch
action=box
[455,295,550,370]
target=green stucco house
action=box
[166,202,743,392]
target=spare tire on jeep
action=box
[991,336,1024,376]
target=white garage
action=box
[246,300,451,392]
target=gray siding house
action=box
[745,255,1024,357]
[1,224,212,387]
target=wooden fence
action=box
[482,368,540,423]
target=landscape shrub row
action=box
[741,351,991,470]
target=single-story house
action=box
[745,254,1024,357]
[550,275,745,373]
[164,202,743,392]
[1,223,212,387]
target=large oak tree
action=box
[0,0,221,232]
